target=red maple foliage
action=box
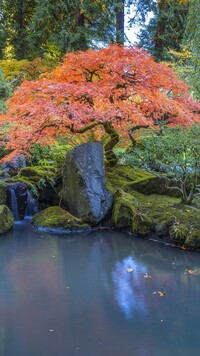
[1,44,200,155]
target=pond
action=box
[0,219,200,356]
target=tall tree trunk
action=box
[116,0,125,44]
[15,0,26,59]
[77,7,88,51]
[153,0,168,61]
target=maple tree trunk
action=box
[74,121,119,166]
[103,122,119,166]
[128,125,149,148]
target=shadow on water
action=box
[0,221,200,356]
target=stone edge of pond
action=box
[33,224,92,235]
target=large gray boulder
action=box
[62,142,113,225]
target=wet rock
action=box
[2,154,26,176]
[0,205,14,233]
[62,142,113,225]
[155,223,168,237]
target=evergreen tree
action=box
[30,0,116,56]
[0,0,36,59]
[139,0,190,61]
[185,0,200,98]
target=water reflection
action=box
[112,256,147,319]
[0,223,200,355]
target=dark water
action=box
[0,220,200,356]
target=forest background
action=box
[0,0,199,101]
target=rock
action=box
[62,142,113,225]
[112,189,152,235]
[155,223,168,237]
[0,205,14,233]
[112,189,137,228]
[32,206,90,232]
[2,154,26,176]
[18,166,60,206]
[0,169,10,179]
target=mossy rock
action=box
[0,205,14,233]
[132,212,152,236]
[0,181,7,204]
[106,164,200,248]
[112,189,138,228]
[111,183,200,247]
[19,166,56,181]
[106,164,179,197]
[6,166,57,186]
[112,189,152,235]
[32,206,90,232]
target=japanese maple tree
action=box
[1,44,200,164]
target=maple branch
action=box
[70,122,97,133]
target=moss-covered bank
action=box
[106,164,200,250]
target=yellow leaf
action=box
[126,267,134,273]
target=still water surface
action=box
[0,219,200,356]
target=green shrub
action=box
[119,125,200,204]
[0,69,12,113]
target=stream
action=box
[0,219,200,356]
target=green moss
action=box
[131,212,152,236]
[185,229,200,248]
[19,166,56,179]
[0,181,7,205]
[112,189,138,228]
[32,206,90,231]
[106,164,178,197]
[112,189,152,235]
[0,205,14,233]
[106,164,200,247]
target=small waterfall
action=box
[8,184,20,220]
[25,190,39,218]
[7,184,39,220]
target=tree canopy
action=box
[1,44,199,158]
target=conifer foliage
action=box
[1,44,199,153]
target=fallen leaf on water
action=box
[153,291,166,296]
[184,269,198,275]
[126,267,134,273]
[157,291,166,297]
[144,273,152,279]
